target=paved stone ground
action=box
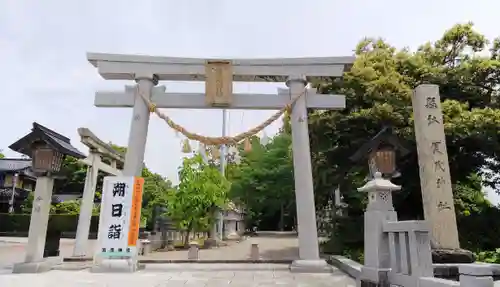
[0,235,356,286]
[0,237,95,269]
[0,264,356,286]
[146,236,299,261]
[0,234,300,264]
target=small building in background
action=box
[0,157,84,213]
[222,202,246,240]
[0,158,36,213]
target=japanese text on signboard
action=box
[95,176,144,258]
[97,177,133,255]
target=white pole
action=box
[9,173,19,213]
[218,109,228,239]
[287,75,328,271]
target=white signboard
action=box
[95,176,144,259]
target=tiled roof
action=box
[0,159,32,172]
[9,122,86,159]
[36,123,86,158]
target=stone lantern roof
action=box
[9,122,85,159]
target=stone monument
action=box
[412,84,473,263]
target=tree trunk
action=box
[184,222,193,247]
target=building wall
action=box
[223,210,244,221]
[3,173,34,191]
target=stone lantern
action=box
[9,122,85,273]
[350,127,411,284]
[357,172,402,284]
[358,172,401,212]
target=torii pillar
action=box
[287,75,330,272]
[72,128,125,258]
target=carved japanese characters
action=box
[412,84,460,249]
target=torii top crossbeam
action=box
[87,52,355,82]
[77,128,124,176]
[78,128,124,163]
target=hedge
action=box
[0,213,100,238]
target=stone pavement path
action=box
[146,235,299,261]
[0,237,94,269]
[0,233,300,264]
[0,264,356,287]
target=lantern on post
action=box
[9,122,85,272]
[350,126,410,179]
[9,122,86,175]
[31,145,64,173]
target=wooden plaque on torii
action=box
[205,60,233,107]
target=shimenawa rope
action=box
[138,86,305,146]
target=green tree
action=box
[166,154,230,245]
[229,133,296,231]
[306,22,500,254]
[140,167,173,227]
[50,198,101,215]
[0,150,5,158]
[229,22,500,257]
[55,156,90,194]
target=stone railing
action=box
[357,173,494,287]
[381,221,493,287]
[383,220,434,284]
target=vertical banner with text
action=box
[128,177,144,246]
[95,176,144,259]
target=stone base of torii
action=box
[87,52,355,272]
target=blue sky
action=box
[1,0,499,202]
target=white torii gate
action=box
[87,53,354,272]
[72,127,124,257]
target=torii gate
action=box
[72,127,124,257]
[87,53,354,272]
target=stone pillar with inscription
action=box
[412,84,473,263]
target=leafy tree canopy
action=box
[307,22,500,252]
[165,154,230,244]
[229,133,296,230]
[229,23,500,253]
